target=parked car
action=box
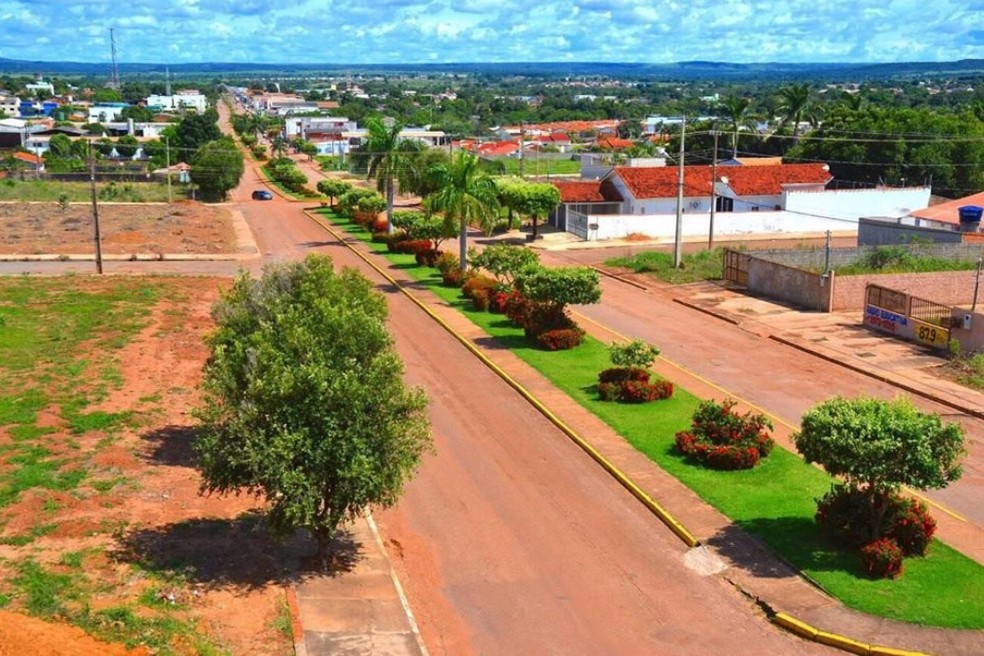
[252,190,273,200]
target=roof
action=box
[731,156,785,167]
[597,137,635,150]
[553,180,623,204]
[909,191,984,226]
[13,152,43,166]
[612,163,831,199]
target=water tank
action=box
[958,205,983,232]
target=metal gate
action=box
[864,284,952,350]
[723,249,749,286]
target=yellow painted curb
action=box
[869,646,932,656]
[303,209,700,549]
[772,613,932,656]
[815,630,872,655]
[772,612,819,640]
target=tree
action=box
[115,134,139,159]
[175,109,222,161]
[514,182,561,240]
[120,105,154,123]
[472,242,540,285]
[720,95,753,158]
[776,84,815,144]
[46,133,73,159]
[794,396,964,541]
[195,255,431,563]
[425,152,500,271]
[190,137,244,201]
[365,116,423,232]
[316,179,352,208]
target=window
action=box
[716,196,734,213]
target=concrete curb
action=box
[0,253,251,262]
[304,208,700,548]
[285,585,308,656]
[301,209,957,656]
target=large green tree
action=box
[794,396,964,541]
[720,95,753,158]
[776,84,817,144]
[175,109,222,162]
[365,116,422,232]
[190,137,244,201]
[514,182,561,240]
[195,254,432,563]
[425,152,500,271]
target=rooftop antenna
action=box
[109,28,121,89]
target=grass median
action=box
[316,207,984,629]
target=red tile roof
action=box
[553,180,623,203]
[13,152,43,166]
[909,191,984,226]
[613,163,831,199]
[597,137,635,150]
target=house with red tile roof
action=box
[907,191,984,229]
[548,162,931,241]
[12,151,44,171]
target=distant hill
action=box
[0,56,982,81]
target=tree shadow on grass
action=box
[705,516,864,582]
[140,424,199,468]
[474,334,531,352]
[112,511,361,591]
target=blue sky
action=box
[1,0,982,65]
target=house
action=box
[12,151,45,172]
[145,90,208,113]
[0,95,20,117]
[88,102,128,123]
[551,163,931,241]
[549,180,624,231]
[596,136,635,151]
[905,192,984,230]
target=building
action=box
[550,163,931,241]
[145,90,208,113]
[0,96,20,117]
[25,76,55,97]
[88,102,128,123]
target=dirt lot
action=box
[0,277,295,655]
[0,201,238,256]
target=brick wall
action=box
[832,270,979,311]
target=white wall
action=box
[783,187,931,222]
[585,210,856,241]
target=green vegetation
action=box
[492,157,581,177]
[605,248,724,283]
[0,179,178,203]
[834,246,979,275]
[319,207,984,627]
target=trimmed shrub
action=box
[889,497,937,557]
[597,382,619,402]
[415,249,440,267]
[461,275,497,302]
[372,217,390,233]
[650,379,674,400]
[598,367,650,385]
[535,327,585,351]
[861,538,904,579]
[674,398,774,470]
[471,291,490,311]
[619,380,662,403]
[504,289,532,327]
[392,239,434,256]
[435,251,459,275]
[442,268,464,288]
[489,289,511,313]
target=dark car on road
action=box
[252,190,274,200]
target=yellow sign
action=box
[913,318,949,349]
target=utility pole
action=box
[164,136,172,203]
[88,143,104,274]
[673,116,686,268]
[518,122,524,178]
[708,129,718,250]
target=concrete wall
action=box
[752,243,984,270]
[784,186,931,222]
[832,270,979,311]
[858,217,963,246]
[746,257,832,312]
[584,210,853,241]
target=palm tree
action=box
[425,153,500,271]
[721,95,752,159]
[776,84,813,144]
[365,116,422,232]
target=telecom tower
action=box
[108,28,120,89]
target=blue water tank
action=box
[959,205,984,223]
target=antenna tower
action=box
[165,66,171,96]
[109,28,121,89]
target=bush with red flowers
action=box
[860,538,904,579]
[815,485,936,557]
[415,249,440,267]
[618,379,674,403]
[535,327,585,351]
[674,398,774,470]
[889,497,937,557]
[392,239,434,256]
[598,367,651,385]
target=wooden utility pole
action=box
[708,130,718,250]
[88,144,104,274]
[164,136,172,203]
[673,116,686,268]
[518,122,525,178]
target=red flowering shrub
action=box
[415,249,439,267]
[461,275,497,302]
[617,380,663,403]
[442,268,464,288]
[598,367,650,385]
[504,290,532,327]
[650,379,674,400]
[860,538,904,579]
[889,497,936,557]
[489,289,510,313]
[674,398,774,470]
[597,382,619,402]
[392,239,434,255]
[435,251,459,274]
[815,485,936,558]
[372,217,389,233]
[472,291,490,311]
[535,327,585,351]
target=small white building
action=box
[0,96,20,117]
[88,102,128,123]
[146,90,208,113]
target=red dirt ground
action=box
[0,277,290,655]
[0,201,237,255]
[0,610,149,656]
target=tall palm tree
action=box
[776,84,813,144]
[425,153,500,271]
[721,95,752,159]
[365,116,422,232]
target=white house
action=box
[146,90,208,113]
[551,163,932,241]
[0,96,20,117]
[88,102,128,123]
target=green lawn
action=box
[316,207,984,628]
[605,248,724,284]
[0,179,180,203]
[494,157,581,177]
